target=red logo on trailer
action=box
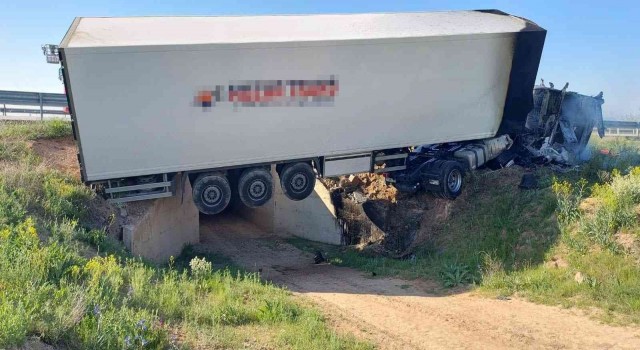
[194,76,338,109]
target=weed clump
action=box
[440,261,474,287]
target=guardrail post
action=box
[39,93,44,120]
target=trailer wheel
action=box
[280,162,316,201]
[238,167,273,208]
[437,161,464,200]
[192,173,231,215]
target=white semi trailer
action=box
[57,10,545,214]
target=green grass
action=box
[0,119,72,140]
[481,167,640,323]
[292,138,640,323]
[0,119,72,165]
[0,121,371,349]
[481,249,640,324]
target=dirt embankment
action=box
[29,136,152,240]
[30,136,80,179]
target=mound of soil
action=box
[353,173,398,202]
[327,167,528,257]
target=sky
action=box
[1,0,638,119]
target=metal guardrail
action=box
[603,120,640,137]
[0,90,68,119]
[605,120,640,128]
[604,127,640,137]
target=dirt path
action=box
[200,214,640,349]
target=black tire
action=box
[280,162,316,201]
[238,167,273,208]
[438,161,464,200]
[192,173,231,215]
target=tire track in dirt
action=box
[199,214,640,349]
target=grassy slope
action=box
[481,164,640,324]
[0,121,371,349]
[292,137,640,324]
[290,168,558,285]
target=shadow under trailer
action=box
[55,10,546,214]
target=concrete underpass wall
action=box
[123,173,200,263]
[122,168,341,263]
[233,167,344,245]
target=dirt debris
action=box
[356,173,399,202]
[323,173,398,202]
[325,167,529,257]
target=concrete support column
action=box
[123,173,200,263]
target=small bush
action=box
[0,163,92,224]
[42,174,92,220]
[0,184,27,226]
[73,306,167,349]
[189,256,212,278]
[552,178,586,225]
[76,227,126,256]
[32,283,86,345]
[0,140,32,162]
[440,261,474,287]
[258,299,302,323]
[41,119,73,139]
[578,169,640,251]
[0,297,28,346]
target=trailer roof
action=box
[61,10,542,48]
